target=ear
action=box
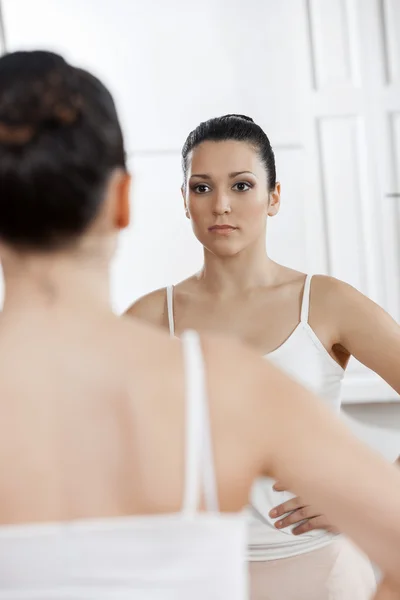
[267,182,281,217]
[181,185,190,219]
[115,171,132,230]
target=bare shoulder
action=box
[312,274,359,298]
[311,273,386,303]
[124,287,168,328]
[310,275,400,356]
[124,275,199,327]
[311,274,390,319]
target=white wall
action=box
[0,0,399,455]
[0,0,326,308]
[343,405,400,463]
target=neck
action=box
[200,235,278,295]
[1,243,112,321]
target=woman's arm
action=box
[320,276,400,393]
[269,279,400,535]
[209,335,400,588]
[257,360,400,586]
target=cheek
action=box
[239,196,267,225]
[187,198,208,223]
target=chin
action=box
[204,240,245,258]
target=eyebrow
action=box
[190,171,257,179]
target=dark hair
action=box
[0,50,126,250]
[181,114,276,191]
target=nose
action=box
[212,191,231,216]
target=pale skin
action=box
[4,166,400,593]
[126,139,400,538]
[375,582,400,600]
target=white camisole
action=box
[166,275,345,561]
[0,331,248,599]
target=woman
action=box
[126,114,400,599]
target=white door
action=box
[290,0,400,402]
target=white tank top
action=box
[0,331,248,599]
[166,275,345,561]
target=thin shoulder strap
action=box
[166,285,175,337]
[300,274,313,323]
[181,330,219,516]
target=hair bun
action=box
[0,58,83,145]
[222,114,254,123]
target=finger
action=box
[292,516,340,536]
[269,497,304,518]
[275,506,320,529]
[272,482,287,492]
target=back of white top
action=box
[0,330,247,599]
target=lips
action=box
[208,225,237,231]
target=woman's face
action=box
[183,140,280,257]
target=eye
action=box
[192,184,211,194]
[232,181,252,192]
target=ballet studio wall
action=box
[0,0,399,457]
